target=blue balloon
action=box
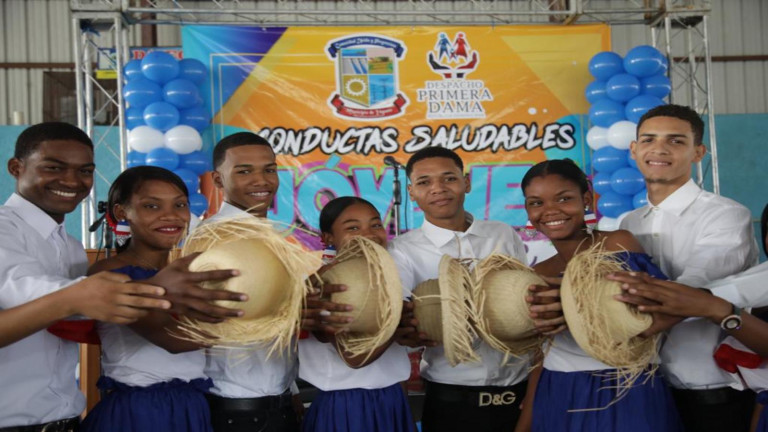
[124,60,143,82]
[163,79,201,109]
[585,80,607,104]
[625,95,665,123]
[141,51,180,84]
[633,189,649,208]
[589,51,624,81]
[627,150,638,168]
[143,102,180,132]
[593,172,614,195]
[173,168,200,194]
[125,106,146,130]
[624,45,665,78]
[641,74,672,99]
[592,146,629,174]
[605,74,641,102]
[180,150,212,175]
[189,193,209,217]
[597,191,634,218]
[589,99,626,128]
[179,59,208,86]
[145,147,179,171]
[123,78,162,109]
[179,106,211,132]
[610,167,645,195]
[126,150,146,168]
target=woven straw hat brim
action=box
[471,254,544,361]
[413,255,480,366]
[560,243,660,401]
[173,216,319,358]
[321,236,404,365]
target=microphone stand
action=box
[392,164,402,236]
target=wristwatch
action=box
[720,304,743,331]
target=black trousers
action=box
[0,417,79,432]
[421,380,527,432]
[672,387,755,432]
[207,393,300,432]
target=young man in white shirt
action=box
[205,132,351,432]
[390,147,529,432]
[0,122,243,431]
[620,104,759,432]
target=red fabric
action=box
[47,320,101,345]
[299,330,309,339]
[714,343,763,373]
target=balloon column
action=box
[123,52,212,217]
[586,46,670,230]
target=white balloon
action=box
[616,210,632,225]
[164,125,203,155]
[586,126,610,150]
[607,120,637,150]
[597,216,620,232]
[597,210,633,232]
[128,126,165,153]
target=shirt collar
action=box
[216,201,251,219]
[647,178,701,217]
[4,193,62,239]
[421,212,487,248]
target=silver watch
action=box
[720,304,743,331]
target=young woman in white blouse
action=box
[299,196,415,432]
[81,166,221,432]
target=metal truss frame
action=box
[70,0,715,247]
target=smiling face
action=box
[630,116,706,189]
[212,145,279,217]
[407,156,470,227]
[322,202,387,249]
[524,174,592,241]
[114,179,190,251]
[7,139,94,223]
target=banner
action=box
[182,25,609,261]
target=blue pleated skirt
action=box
[532,368,684,432]
[81,376,214,432]
[302,383,414,432]
[756,391,768,432]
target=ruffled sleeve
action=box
[615,251,668,280]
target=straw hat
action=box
[174,215,320,356]
[560,243,660,392]
[470,254,544,360]
[412,255,479,366]
[320,236,404,364]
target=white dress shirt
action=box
[620,179,759,390]
[389,215,531,387]
[0,194,87,427]
[298,334,411,391]
[203,202,298,398]
[708,262,768,309]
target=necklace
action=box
[116,249,163,271]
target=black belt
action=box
[0,417,79,432]
[206,391,293,412]
[672,386,747,405]
[425,380,528,408]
